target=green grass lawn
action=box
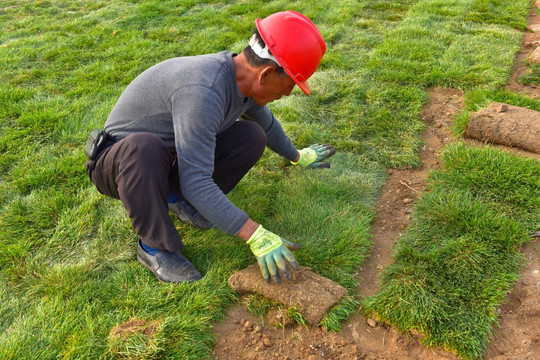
[1,0,539,359]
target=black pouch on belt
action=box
[84,129,107,160]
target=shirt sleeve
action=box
[170,86,249,235]
[241,105,298,161]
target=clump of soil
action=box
[228,264,347,325]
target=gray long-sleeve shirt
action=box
[104,51,298,235]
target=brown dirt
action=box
[212,5,540,360]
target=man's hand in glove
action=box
[291,143,336,168]
[247,225,301,283]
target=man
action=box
[85,11,335,285]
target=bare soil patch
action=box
[110,319,160,338]
[213,5,540,360]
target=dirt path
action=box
[212,6,540,360]
[507,2,540,101]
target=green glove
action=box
[247,225,301,283]
[291,143,336,168]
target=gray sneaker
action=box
[168,200,213,229]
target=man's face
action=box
[253,69,296,106]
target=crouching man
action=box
[85,11,335,284]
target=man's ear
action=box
[258,66,276,85]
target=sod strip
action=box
[272,0,429,169]
[363,143,540,359]
[430,143,540,232]
[227,154,387,330]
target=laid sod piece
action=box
[429,142,540,232]
[364,191,529,359]
[228,264,347,325]
[363,143,540,360]
[465,102,540,154]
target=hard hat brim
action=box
[295,79,310,95]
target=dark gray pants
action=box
[86,121,266,252]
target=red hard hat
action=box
[255,11,326,95]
